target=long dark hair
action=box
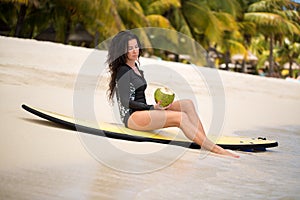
[106,30,143,102]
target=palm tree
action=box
[49,0,98,44]
[2,0,98,43]
[244,0,300,76]
[181,0,222,48]
[114,0,185,59]
[178,0,248,68]
[213,12,247,71]
[0,1,17,36]
[248,34,270,71]
[85,0,126,47]
[2,0,40,37]
[277,36,300,77]
[112,0,152,50]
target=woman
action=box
[107,30,239,158]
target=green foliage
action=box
[1,0,300,76]
[244,0,300,75]
[145,0,180,15]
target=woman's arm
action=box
[116,66,154,110]
[129,100,153,110]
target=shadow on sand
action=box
[21,117,74,131]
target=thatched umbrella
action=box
[231,51,258,73]
[67,23,93,47]
[35,26,56,42]
[231,51,258,63]
[283,62,300,70]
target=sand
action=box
[1,36,300,199]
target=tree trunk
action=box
[242,59,246,73]
[269,35,274,76]
[289,60,293,78]
[64,16,71,44]
[94,30,99,48]
[174,54,179,62]
[14,3,27,37]
[110,0,124,31]
[224,50,230,70]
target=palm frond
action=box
[245,12,300,35]
[168,8,192,37]
[146,0,181,15]
[96,0,125,39]
[182,0,222,43]
[247,0,292,12]
[213,12,239,31]
[226,39,247,55]
[146,15,173,29]
[207,0,241,18]
[117,0,148,28]
[238,21,257,36]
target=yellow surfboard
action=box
[22,104,278,151]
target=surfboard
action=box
[21,104,278,151]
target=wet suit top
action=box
[115,64,154,127]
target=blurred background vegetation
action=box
[1,0,300,78]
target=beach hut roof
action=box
[67,23,93,43]
[35,26,56,42]
[231,51,258,62]
[283,62,300,70]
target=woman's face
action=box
[127,39,139,62]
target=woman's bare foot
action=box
[202,138,240,158]
[220,149,240,158]
[211,144,240,158]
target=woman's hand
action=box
[154,101,172,110]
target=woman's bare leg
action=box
[171,100,239,157]
[127,109,239,158]
[168,100,203,133]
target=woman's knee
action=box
[185,99,194,107]
[176,112,189,127]
[164,111,187,128]
[179,99,195,111]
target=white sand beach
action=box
[0,36,300,199]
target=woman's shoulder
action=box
[119,64,131,70]
[116,65,132,78]
[118,65,131,73]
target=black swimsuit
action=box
[115,64,153,127]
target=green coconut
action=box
[154,87,175,107]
